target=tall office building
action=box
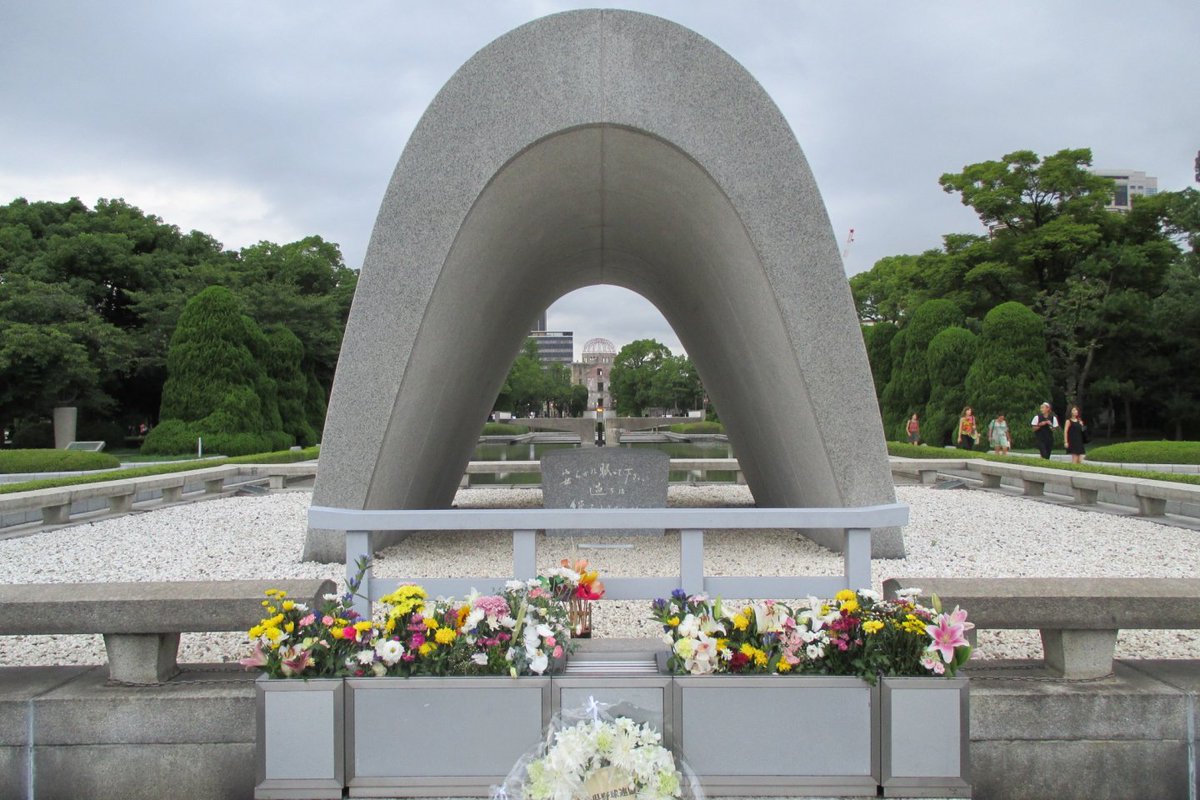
[528,329,574,364]
[1091,168,1157,211]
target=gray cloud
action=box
[3,1,1197,358]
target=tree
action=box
[939,147,1112,271]
[0,274,131,439]
[609,339,672,416]
[924,327,979,447]
[502,339,548,417]
[861,322,898,402]
[0,197,356,440]
[879,299,963,435]
[143,286,291,455]
[650,354,702,415]
[963,302,1051,450]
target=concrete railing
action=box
[308,503,910,620]
[461,457,746,486]
[890,456,1200,518]
[0,463,318,531]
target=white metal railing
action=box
[307,504,910,618]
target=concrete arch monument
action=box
[305,9,904,561]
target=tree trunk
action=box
[1123,399,1134,439]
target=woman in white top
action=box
[1030,402,1058,460]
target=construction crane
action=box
[841,227,855,261]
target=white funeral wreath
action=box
[517,715,683,800]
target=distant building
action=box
[1091,168,1157,211]
[573,337,616,413]
[528,330,573,365]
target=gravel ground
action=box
[1,484,1197,667]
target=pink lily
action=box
[947,605,974,631]
[239,642,268,670]
[926,613,970,662]
[281,648,312,677]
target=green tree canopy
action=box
[963,302,1051,449]
[924,326,979,447]
[879,299,963,433]
[609,339,673,416]
[144,286,292,455]
[0,197,357,444]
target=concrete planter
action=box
[671,674,880,796]
[344,676,552,797]
[254,676,345,800]
[879,676,971,797]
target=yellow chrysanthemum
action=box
[424,617,440,630]
[835,589,857,603]
[331,627,345,640]
[435,628,457,645]
[418,642,436,656]
[862,620,884,634]
[776,659,793,673]
[354,621,373,633]
[840,599,859,614]
[739,643,756,657]
[282,600,295,612]
[732,614,749,631]
[753,650,768,667]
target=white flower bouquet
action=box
[491,698,703,800]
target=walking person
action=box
[1031,402,1059,460]
[1064,405,1088,464]
[955,406,977,451]
[988,413,1010,456]
[906,413,921,445]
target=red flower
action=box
[728,652,750,672]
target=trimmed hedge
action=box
[668,421,725,434]
[1087,441,1200,465]
[886,442,980,460]
[0,449,121,474]
[0,446,319,494]
[481,422,529,436]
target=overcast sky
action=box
[3,1,1197,359]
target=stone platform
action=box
[2,652,1197,799]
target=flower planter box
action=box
[344,676,553,797]
[880,676,971,797]
[551,673,674,746]
[671,674,880,796]
[255,676,345,800]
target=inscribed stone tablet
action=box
[541,449,669,536]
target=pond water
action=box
[469,440,737,484]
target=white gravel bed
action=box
[1,484,1197,668]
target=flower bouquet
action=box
[650,587,972,681]
[491,699,702,800]
[242,565,575,678]
[540,558,605,638]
